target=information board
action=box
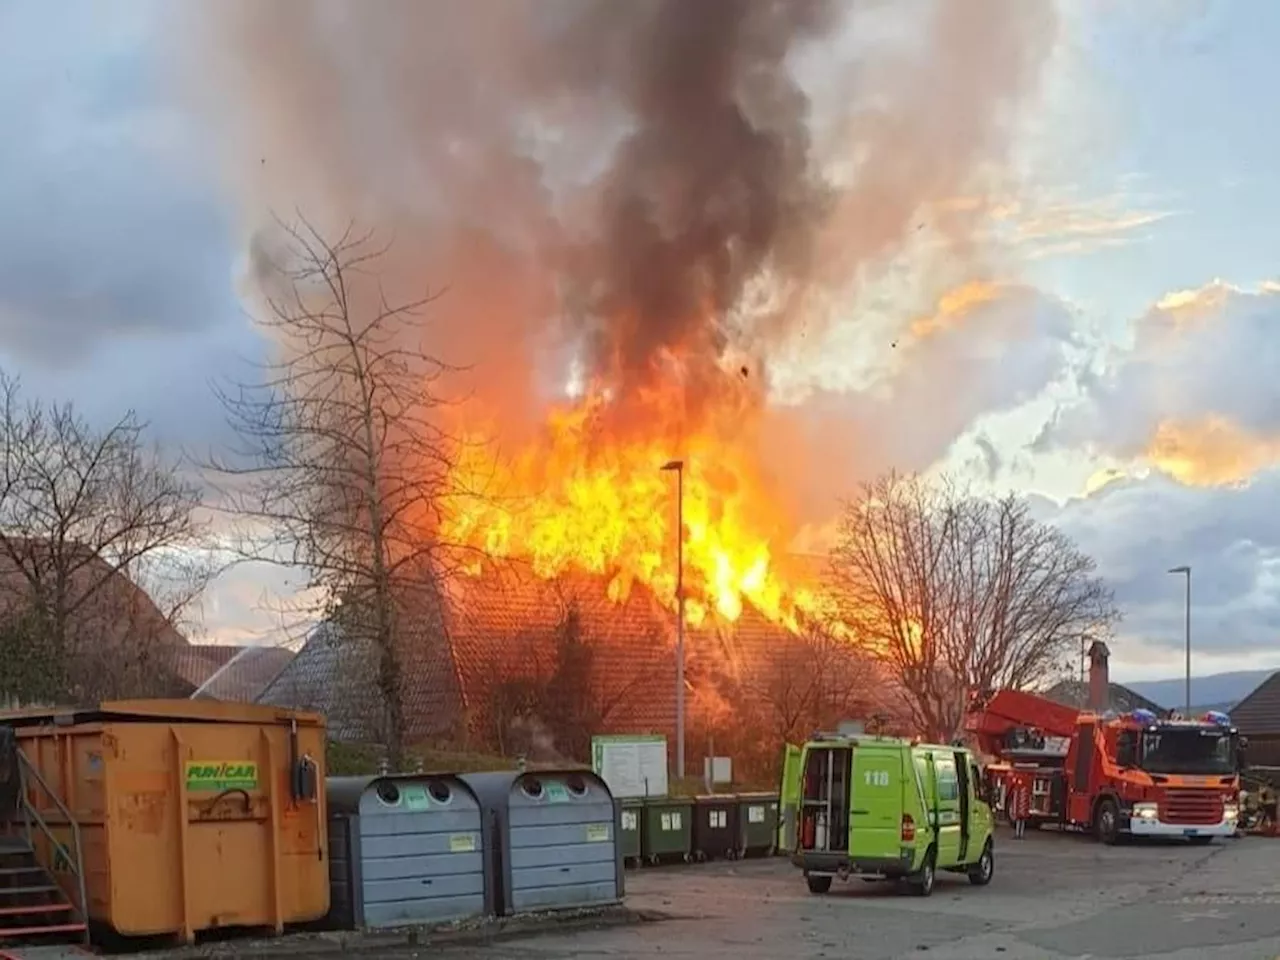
[591,734,669,798]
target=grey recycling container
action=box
[326,774,491,930]
[462,769,624,915]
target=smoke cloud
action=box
[178,0,1057,456]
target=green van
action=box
[782,734,995,897]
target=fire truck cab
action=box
[1067,708,1241,843]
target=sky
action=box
[1,0,1278,682]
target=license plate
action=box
[1183,829,1199,837]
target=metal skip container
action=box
[326,774,489,930]
[3,699,330,943]
[462,770,623,915]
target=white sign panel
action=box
[591,735,669,798]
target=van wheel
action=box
[806,874,833,894]
[910,848,936,897]
[1094,798,1121,846]
[968,841,994,886]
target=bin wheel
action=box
[683,853,693,863]
[695,851,706,863]
[649,854,659,865]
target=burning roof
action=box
[261,555,881,763]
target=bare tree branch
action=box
[202,215,466,769]
[0,372,207,704]
[829,471,1120,741]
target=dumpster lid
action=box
[0,699,323,728]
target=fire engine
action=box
[966,685,1242,844]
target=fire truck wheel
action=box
[968,841,994,886]
[806,874,833,894]
[1094,797,1121,845]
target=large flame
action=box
[443,389,832,630]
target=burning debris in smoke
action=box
[183,0,1058,627]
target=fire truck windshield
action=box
[1140,727,1235,775]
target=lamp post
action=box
[661,459,686,781]
[1168,565,1192,714]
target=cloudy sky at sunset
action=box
[1,0,1277,682]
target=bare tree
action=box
[748,619,877,745]
[829,472,1118,741]
[0,374,206,704]
[205,216,459,770]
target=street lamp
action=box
[1169,565,1192,714]
[661,459,686,782]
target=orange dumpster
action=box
[0,699,329,942]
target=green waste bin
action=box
[642,797,694,864]
[736,792,779,857]
[618,799,643,866]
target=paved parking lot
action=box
[435,827,1280,959]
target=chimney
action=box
[1087,640,1111,713]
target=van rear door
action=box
[849,744,904,861]
[778,743,803,853]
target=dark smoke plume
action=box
[549,0,836,419]
[179,0,1057,451]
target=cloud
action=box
[1044,471,1280,666]
[990,188,1178,262]
[764,281,1078,522]
[0,1,232,367]
[1039,280,1280,484]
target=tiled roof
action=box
[1043,679,1163,715]
[165,644,242,691]
[442,563,677,745]
[190,646,296,702]
[259,622,385,742]
[260,555,887,762]
[1229,672,1280,736]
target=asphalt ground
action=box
[430,825,1280,960]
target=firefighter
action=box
[1010,773,1032,839]
[1260,783,1278,836]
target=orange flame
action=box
[443,390,834,631]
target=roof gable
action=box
[1228,671,1280,735]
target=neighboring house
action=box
[1042,640,1165,716]
[1226,672,1280,767]
[0,540,191,704]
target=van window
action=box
[935,756,959,801]
[914,754,930,793]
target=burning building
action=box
[198,0,1059,769]
[261,555,888,778]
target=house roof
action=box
[0,539,187,651]
[1227,671,1280,735]
[1043,678,1163,715]
[258,622,388,742]
[260,555,877,750]
[189,646,296,702]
